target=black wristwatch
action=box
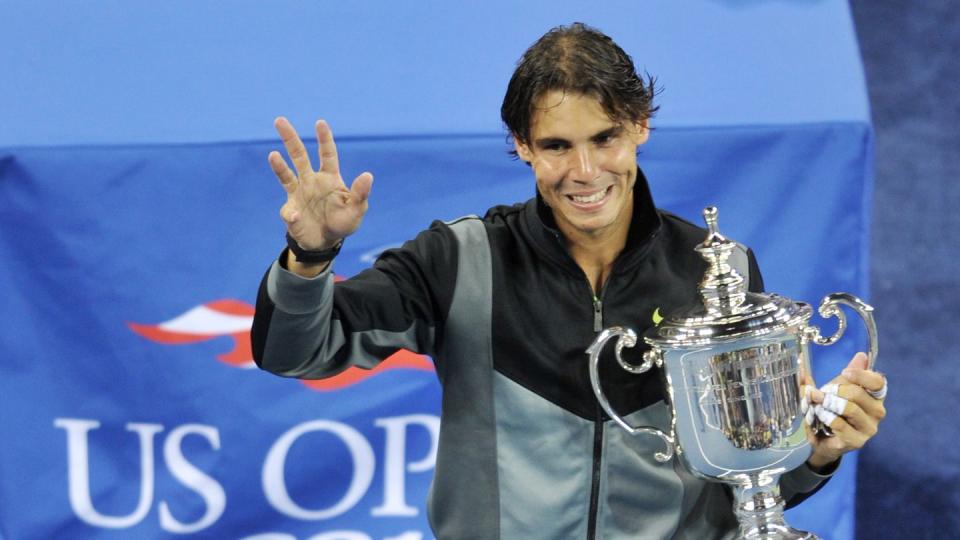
[285,232,343,265]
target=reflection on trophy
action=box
[588,207,878,540]
[703,341,802,451]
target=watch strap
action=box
[285,232,342,264]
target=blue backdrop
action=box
[0,2,872,539]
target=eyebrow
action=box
[591,125,624,140]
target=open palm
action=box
[268,117,373,250]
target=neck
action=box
[570,245,621,295]
[559,200,633,294]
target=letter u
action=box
[53,418,163,529]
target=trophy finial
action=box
[703,206,719,236]
[701,206,727,247]
[696,206,746,315]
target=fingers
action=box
[836,382,887,423]
[806,383,883,435]
[316,120,340,175]
[274,117,314,177]
[819,352,886,403]
[268,151,298,193]
[838,351,888,414]
[803,386,845,433]
[821,392,849,417]
[798,364,816,388]
[809,415,864,460]
[812,411,871,449]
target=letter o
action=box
[262,420,375,520]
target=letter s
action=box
[158,424,226,533]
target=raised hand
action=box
[268,117,373,254]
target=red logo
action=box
[128,299,434,391]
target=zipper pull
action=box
[593,297,603,332]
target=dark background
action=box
[851,1,960,538]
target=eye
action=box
[540,141,569,152]
[593,133,615,146]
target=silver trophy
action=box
[588,207,878,540]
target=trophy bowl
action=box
[588,207,878,540]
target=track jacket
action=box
[252,169,834,539]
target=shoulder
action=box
[437,214,489,249]
[481,201,527,225]
[393,199,524,260]
[657,210,708,254]
[659,210,704,238]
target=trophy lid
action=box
[645,207,812,347]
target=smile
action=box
[567,186,612,207]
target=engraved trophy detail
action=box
[588,207,878,540]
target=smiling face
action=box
[515,90,649,247]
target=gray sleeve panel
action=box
[598,404,738,539]
[427,217,501,539]
[266,259,334,314]
[261,259,435,379]
[492,372,592,539]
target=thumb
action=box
[846,351,869,371]
[350,172,373,203]
[279,202,299,225]
[350,171,374,202]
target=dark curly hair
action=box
[501,23,659,155]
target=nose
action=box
[569,146,597,182]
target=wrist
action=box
[806,453,840,474]
[286,232,343,265]
[285,249,329,276]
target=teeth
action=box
[570,189,607,204]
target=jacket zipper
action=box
[592,296,603,332]
[587,284,608,539]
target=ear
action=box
[631,119,651,146]
[514,137,533,162]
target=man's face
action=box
[515,90,649,244]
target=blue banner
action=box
[0,123,871,539]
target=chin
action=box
[571,217,615,235]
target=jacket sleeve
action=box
[250,221,458,379]
[781,460,840,509]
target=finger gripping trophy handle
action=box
[587,327,675,462]
[808,293,879,369]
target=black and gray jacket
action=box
[252,170,833,539]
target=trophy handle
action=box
[587,327,675,462]
[804,293,879,369]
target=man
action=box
[252,23,886,539]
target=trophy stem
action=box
[732,479,817,540]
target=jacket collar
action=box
[524,167,663,272]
